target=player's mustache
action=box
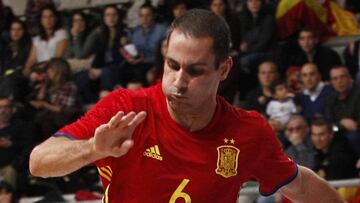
[169,86,185,96]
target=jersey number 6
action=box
[169,179,191,203]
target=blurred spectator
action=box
[171,0,188,19]
[239,0,276,72]
[266,80,297,132]
[325,66,360,156]
[65,12,94,60]
[76,5,127,104]
[65,12,96,74]
[311,117,358,180]
[125,3,167,87]
[209,0,241,56]
[243,61,278,115]
[131,3,167,64]
[0,181,14,203]
[343,39,360,83]
[285,115,315,169]
[0,6,15,40]
[30,59,79,139]
[147,38,167,85]
[286,66,302,94]
[289,28,342,81]
[25,0,55,36]
[296,63,333,122]
[23,5,68,77]
[0,95,35,189]
[1,19,32,75]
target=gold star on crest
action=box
[230,139,235,144]
[224,138,229,144]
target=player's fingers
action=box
[128,111,147,128]
[108,111,125,128]
[95,123,109,135]
[117,111,136,129]
[112,139,134,157]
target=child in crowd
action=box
[266,80,297,131]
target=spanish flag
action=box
[276,0,360,41]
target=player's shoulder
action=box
[219,97,266,126]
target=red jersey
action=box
[55,84,297,203]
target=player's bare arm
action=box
[279,165,344,203]
[29,111,147,178]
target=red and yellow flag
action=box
[276,0,360,41]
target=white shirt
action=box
[33,29,68,62]
[303,82,325,102]
[266,98,297,125]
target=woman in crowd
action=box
[1,19,32,75]
[76,5,126,104]
[23,5,68,77]
[29,58,79,139]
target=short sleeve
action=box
[254,118,298,196]
[54,89,134,140]
[55,29,68,41]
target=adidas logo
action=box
[143,145,163,161]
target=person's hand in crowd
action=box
[356,158,360,169]
[268,119,284,132]
[317,169,326,178]
[240,42,248,52]
[88,68,102,80]
[90,111,147,158]
[0,137,12,148]
[258,95,267,105]
[229,49,239,57]
[128,55,145,65]
[30,100,46,109]
[340,118,358,131]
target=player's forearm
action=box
[29,136,102,178]
[280,166,344,203]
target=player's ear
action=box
[219,56,232,81]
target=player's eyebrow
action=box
[165,56,208,67]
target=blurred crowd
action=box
[1,0,360,202]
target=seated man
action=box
[311,117,358,180]
[325,65,360,156]
[285,115,315,169]
[296,63,333,122]
[243,61,279,116]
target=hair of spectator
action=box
[166,9,231,68]
[287,114,308,128]
[298,28,317,39]
[241,0,267,18]
[140,2,157,14]
[311,116,333,133]
[269,79,287,94]
[257,61,278,73]
[99,5,125,48]
[208,0,232,18]
[38,5,62,40]
[10,18,31,46]
[46,58,73,90]
[330,65,351,77]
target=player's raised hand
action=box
[91,111,147,158]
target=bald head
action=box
[301,63,321,91]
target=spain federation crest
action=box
[215,138,240,178]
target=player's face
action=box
[162,29,230,114]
